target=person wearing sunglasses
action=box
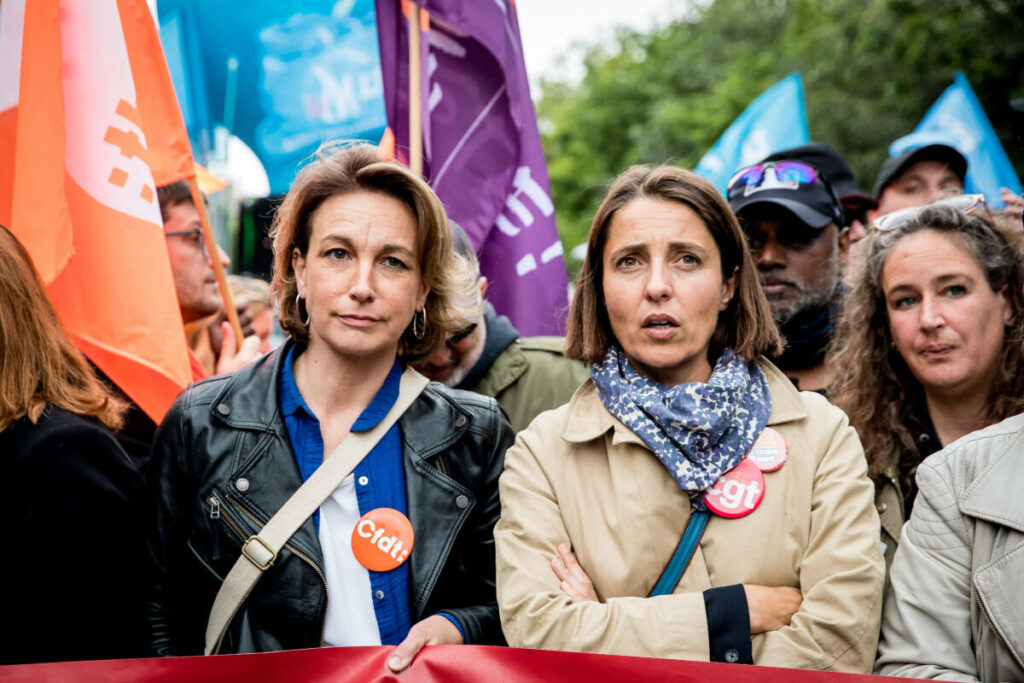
[829,197,1024,575]
[726,159,846,393]
[413,222,588,433]
[761,144,878,257]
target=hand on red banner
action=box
[387,614,464,673]
[551,543,599,603]
[214,321,261,375]
[743,584,803,633]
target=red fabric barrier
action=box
[0,646,912,682]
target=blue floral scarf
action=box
[590,345,771,509]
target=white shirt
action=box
[319,473,380,647]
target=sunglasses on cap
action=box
[872,194,991,233]
[726,161,821,199]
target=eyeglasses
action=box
[446,322,478,346]
[872,194,990,233]
[165,228,209,258]
[726,161,821,199]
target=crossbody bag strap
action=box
[203,368,430,655]
[647,510,710,597]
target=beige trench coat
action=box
[495,360,884,672]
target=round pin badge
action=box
[747,427,788,472]
[351,507,415,572]
[704,458,766,519]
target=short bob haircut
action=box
[269,142,474,364]
[566,164,782,365]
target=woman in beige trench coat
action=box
[494,165,884,672]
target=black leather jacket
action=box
[144,343,513,655]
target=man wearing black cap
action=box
[872,143,967,218]
[727,159,846,392]
[762,143,878,261]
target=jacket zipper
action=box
[208,496,222,561]
[976,592,1011,653]
[437,453,449,477]
[225,493,329,646]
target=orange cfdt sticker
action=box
[351,507,415,572]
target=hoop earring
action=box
[412,305,427,338]
[296,293,310,327]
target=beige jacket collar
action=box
[561,358,807,446]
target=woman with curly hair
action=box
[829,197,1024,569]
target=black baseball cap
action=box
[762,143,877,211]
[874,143,968,198]
[727,160,845,230]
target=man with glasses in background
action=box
[414,223,588,432]
[93,183,260,472]
[727,159,846,393]
[157,181,260,378]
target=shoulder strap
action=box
[204,368,430,655]
[647,510,710,597]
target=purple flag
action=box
[376,0,568,336]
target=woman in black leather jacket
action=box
[145,143,514,670]
[0,225,145,664]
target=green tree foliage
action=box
[539,0,1024,257]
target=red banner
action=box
[0,645,912,682]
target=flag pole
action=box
[187,176,244,346]
[408,1,423,176]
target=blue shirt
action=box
[279,345,412,645]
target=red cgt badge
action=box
[704,457,765,518]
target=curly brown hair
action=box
[829,205,1024,486]
[566,164,782,364]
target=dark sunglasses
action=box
[726,161,821,199]
[446,322,478,345]
[872,194,990,233]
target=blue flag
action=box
[890,71,1022,208]
[695,73,810,196]
[157,0,387,194]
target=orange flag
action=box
[0,0,196,423]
